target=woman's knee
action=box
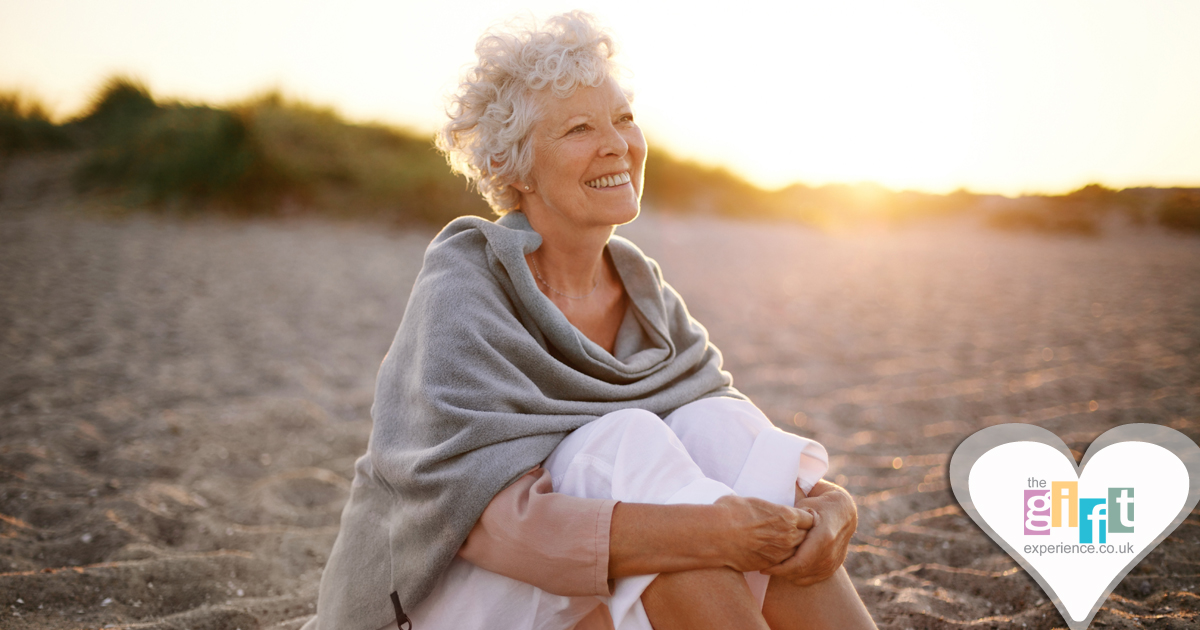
[643,569,767,630]
[591,408,696,467]
[560,408,679,459]
[545,409,693,483]
[596,407,671,436]
[664,398,773,446]
[661,398,772,480]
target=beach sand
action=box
[2,168,1199,628]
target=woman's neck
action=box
[518,211,629,353]
[522,213,616,297]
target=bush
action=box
[0,92,74,154]
[1158,191,1200,232]
[986,197,1100,235]
[78,105,256,203]
[74,77,159,143]
[72,82,490,221]
[240,96,488,222]
[75,78,262,206]
[642,149,781,219]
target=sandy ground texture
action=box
[2,161,1200,629]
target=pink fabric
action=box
[457,467,617,598]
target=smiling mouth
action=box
[585,172,631,189]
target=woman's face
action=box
[521,77,646,231]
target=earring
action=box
[524,185,531,191]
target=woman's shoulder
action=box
[406,215,522,321]
[423,213,539,274]
[422,215,494,274]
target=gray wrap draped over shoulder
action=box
[308,212,744,630]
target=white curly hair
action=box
[436,11,628,215]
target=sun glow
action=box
[1,0,1198,195]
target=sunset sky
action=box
[2,0,1198,195]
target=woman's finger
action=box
[716,495,829,572]
[763,491,858,584]
[763,526,825,575]
[761,516,840,583]
[791,506,817,530]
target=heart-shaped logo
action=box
[950,423,1200,629]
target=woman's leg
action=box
[641,568,768,630]
[544,407,765,630]
[662,397,876,630]
[761,567,876,630]
[662,397,827,605]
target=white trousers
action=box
[398,397,829,630]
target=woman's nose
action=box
[598,122,628,157]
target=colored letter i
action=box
[1052,481,1078,528]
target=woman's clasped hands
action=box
[713,479,858,585]
[765,479,858,586]
[711,495,813,571]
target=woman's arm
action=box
[457,468,616,597]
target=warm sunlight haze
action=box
[2,0,1198,195]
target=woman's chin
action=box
[600,202,640,228]
[598,191,641,225]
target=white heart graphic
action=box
[950,424,1200,630]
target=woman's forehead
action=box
[535,80,630,124]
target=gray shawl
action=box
[309,212,743,630]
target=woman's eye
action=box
[570,124,589,133]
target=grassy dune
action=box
[2,77,1198,233]
[64,78,491,224]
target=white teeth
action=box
[587,172,630,188]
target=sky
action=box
[2,0,1198,195]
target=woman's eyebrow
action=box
[556,114,594,131]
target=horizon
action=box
[3,0,1199,197]
[26,76,1194,201]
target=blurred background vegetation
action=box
[3,77,490,224]
[2,76,1198,234]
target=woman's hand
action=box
[761,480,857,585]
[712,495,815,573]
[608,496,814,579]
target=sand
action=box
[2,161,1199,629]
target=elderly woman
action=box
[306,12,876,630]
